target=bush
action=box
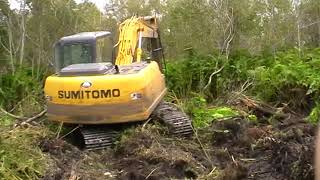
[166,49,320,124]
[165,50,265,100]
[166,52,226,98]
[308,104,320,124]
[249,48,320,111]
[0,67,46,112]
[167,48,320,107]
[182,94,239,128]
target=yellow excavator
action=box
[44,16,192,150]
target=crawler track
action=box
[79,102,193,150]
[152,101,193,136]
[80,126,120,150]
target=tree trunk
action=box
[6,17,15,74]
[19,0,26,66]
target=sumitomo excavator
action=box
[44,16,193,150]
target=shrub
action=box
[166,52,226,99]
[249,48,320,111]
[308,104,320,124]
[0,67,46,112]
[182,94,239,128]
[166,49,320,124]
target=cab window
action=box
[55,43,93,70]
[96,37,113,63]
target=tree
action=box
[106,0,165,21]
[0,0,10,69]
[300,0,320,47]
[25,0,106,77]
[0,0,16,73]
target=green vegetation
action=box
[166,53,226,98]
[0,124,50,179]
[166,49,320,124]
[250,49,320,100]
[180,95,239,128]
[0,67,45,110]
[308,104,320,124]
[0,116,14,127]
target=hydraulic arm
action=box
[115,16,159,65]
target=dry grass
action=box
[0,121,51,179]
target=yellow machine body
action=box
[44,17,193,150]
[45,61,166,124]
[45,16,166,125]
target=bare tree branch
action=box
[222,8,234,59]
[0,36,11,53]
[20,109,47,126]
[203,65,225,90]
[0,107,27,119]
[1,107,47,127]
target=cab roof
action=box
[58,31,111,44]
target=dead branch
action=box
[237,94,290,119]
[1,107,46,127]
[0,107,27,119]
[142,118,152,129]
[203,65,224,90]
[207,167,217,177]
[56,122,64,138]
[20,109,47,126]
[240,80,253,93]
[212,115,244,122]
[145,167,160,179]
[59,125,80,139]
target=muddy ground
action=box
[39,102,316,180]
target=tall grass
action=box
[0,123,51,179]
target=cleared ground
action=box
[40,101,316,180]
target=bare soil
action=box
[39,111,316,180]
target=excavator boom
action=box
[115,16,159,65]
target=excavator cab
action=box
[53,31,114,72]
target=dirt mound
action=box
[41,114,316,180]
[112,129,200,179]
[264,123,315,180]
[40,138,83,180]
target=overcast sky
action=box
[8,0,107,12]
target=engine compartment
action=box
[59,62,150,76]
